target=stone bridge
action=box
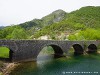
[0,40,100,62]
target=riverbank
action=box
[0,61,19,75]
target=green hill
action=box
[0,6,100,40]
[0,9,67,39]
[34,6,100,39]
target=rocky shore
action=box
[0,61,18,75]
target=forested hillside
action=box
[0,9,66,39]
[0,6,100,40]
[34,6,100,40]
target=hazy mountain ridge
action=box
[0,26,4,29]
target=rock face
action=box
[52,10,67,22]
[42,9,67,26]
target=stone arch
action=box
[87,44,97,53]
[0,46,13,61]
[37,44,64,58]
[50,45,63,56]
[72,44,84,55]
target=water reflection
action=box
[10,55,100,75]
[9,52,100,75]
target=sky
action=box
[0,0,100,26]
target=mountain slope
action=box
[19,9,67,30]
[68,6,100,28]
[41,9,67,26]
[0,6,100,40]
[34,6,100,38]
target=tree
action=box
[68,28,100,40]
[11,28,28,39]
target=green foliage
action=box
[68,6,100,28]
[0,47,9,58]
[19,19,42,30]
[11,28,28,39]
[68,28,100,40]
[0,26,28,39]
[0,26,19,39]
[73,23,86,30]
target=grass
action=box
[0,72,3,75]
[0,47,9,58]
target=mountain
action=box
[0,6,100,40]
[34,6,100,38]
[19,9,67,30]
[0,9,67,39]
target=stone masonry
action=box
[0,40,100,62]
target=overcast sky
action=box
[0,0,100,26]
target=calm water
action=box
[9,53,100,75]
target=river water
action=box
[9,46,100,75]
[9,52,100,75]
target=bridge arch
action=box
[72,44,84,55]
[50,45,63,56]
[87,44,97,53]
[0,46,13,61]
[37,44,64,58]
